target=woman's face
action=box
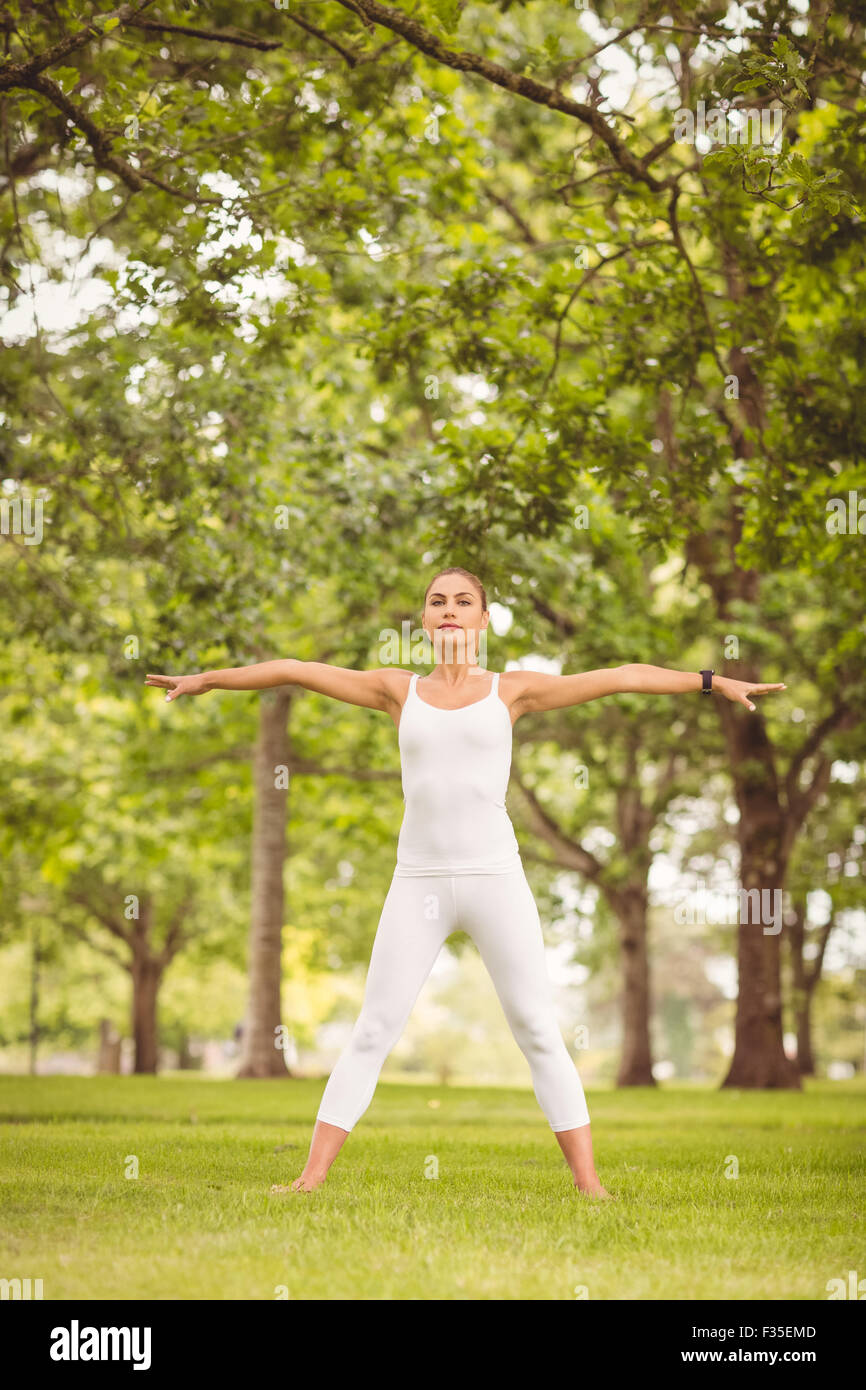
[423,576,489,661]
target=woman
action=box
[145,566,785,1200]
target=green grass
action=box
[1,1075,863,1300]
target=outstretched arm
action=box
[145,660,405,716]
[510,664,786,717]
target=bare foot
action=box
[573,1175,616,1200]
[270,1172,327,1194]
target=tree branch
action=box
[159,900,189,966]
[510,771,605,881]
[68,890,134,949]
[126,19,282,51]
[784,701,857,827]
[330,0,668,191]
[0,2,258,203]
[0,4,155,88]
[667,187,729,384]
[285,13,360,67]
[62,916,130,972]
[483,187,538,245]
[805,909,835,992]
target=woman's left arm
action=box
[617,664,786,710]
[509,664,786,717]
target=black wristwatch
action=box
[699,669,714,694]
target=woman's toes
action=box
[270,1174,325,1194]
[573,1179,616,1200]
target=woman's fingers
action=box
[747,683,787,705]
[145,674,182,701]
[743,682,787,710]
[720,679,786,712]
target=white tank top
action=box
[394,670,522,876]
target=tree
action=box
[785,768,866,1076]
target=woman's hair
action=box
[423,566,488,613]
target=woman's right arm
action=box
[145,660,404,715]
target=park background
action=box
[0,0,864,1302]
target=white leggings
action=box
[316,867,590,1133]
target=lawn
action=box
[0,1075,863,1300]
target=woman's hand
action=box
[714,676,786,711]
[144,672,210,702]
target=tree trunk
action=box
[130,954,162,1074]
[29,919,39,1076]
[787,895,815,1075]
[692,245,795,1089]
[685,508,802,1091]
[795,997,817,1077]
[237,688,293,1078]
[719,702,800,1089]
[97,1018,122,1074]
[616,887,656,1086]
[723,887,798,1087]
[613,774,656,1086]
[177,1031,195,1070]
[788,893,834,1078]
